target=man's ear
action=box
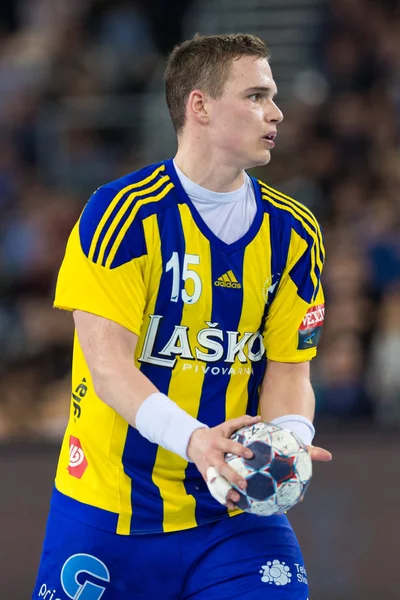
[187,89,209,126]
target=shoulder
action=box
[78,161,174,268]
[256,179,323,241]
[86,161,172,216]
[102,161,170,195]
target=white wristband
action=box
[271,414,315,447]
[135,392,207,461]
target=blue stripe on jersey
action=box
[246,354,266,417]
[118,429,164,533]
[246,211,291,415]
[138,205,186,391]
[264,201,318,304]
[257,209,291,339]
[185,246,246,524]
[289,236,315,304]
[128,204,186,532]
[292,225,321,303]
[105,210,147,268]
[261,192,322,303]
[287,219,321,302]
[261,187,324,269]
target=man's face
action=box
[206,56,283,169]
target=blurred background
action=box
[0,0,399,598]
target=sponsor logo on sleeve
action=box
[67,436,88,479]
[298,303,325,350]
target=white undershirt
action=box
[173,161,257,244]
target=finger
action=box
[221,414,261,437]
[307,445,332,461]
[218,460,248,490]
[226,488,241,504]
[206,467,233,506]
[217,438,253,459]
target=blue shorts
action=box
[33,505,309,599]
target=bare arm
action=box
[73,310,158,426]
[73,309,260,505]
[259,359,332,462]
[259,360,315,422]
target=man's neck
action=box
[174,143,245,193]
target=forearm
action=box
[259,369,315,423]
[73,311,206,460]
[91,357,207,460]
[91,357,159,427]
[260,381,315,422]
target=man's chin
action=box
[246,150,271,169]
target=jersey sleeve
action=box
[263,221,325,362]
[54,186,147,335]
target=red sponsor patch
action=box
[299,304,325,331]
[67,435,88,479]
[298,304,325,349]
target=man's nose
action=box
[270,103,283,123]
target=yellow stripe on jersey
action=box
[98,177,172,268]
[88,164,165,262]
[112,214,163,535]
[224,212,272,423]
[56,336,133,516]
[151,203,213,532]
[134,213,163,364]
[222,213,273,519]
[260,183,325,260]
[260,191,321,299]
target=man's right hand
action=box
[187,415,261,509]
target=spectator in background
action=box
[368,286,400,425]
[314,332,372,419]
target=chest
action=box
[142,205,283,334]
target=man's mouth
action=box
[262,133,276,148]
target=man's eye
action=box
[249,94,260,101]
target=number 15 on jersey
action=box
[166,252,202,305]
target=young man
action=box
[33,34,331,599]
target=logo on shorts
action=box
[61,553,110,599]
[259,559,292,585]
[67,436,88,479]
[294,562,308,585]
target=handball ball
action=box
[226,421,312,516]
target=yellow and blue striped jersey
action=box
[53,159,325,534]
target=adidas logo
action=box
[214,270,242,289]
